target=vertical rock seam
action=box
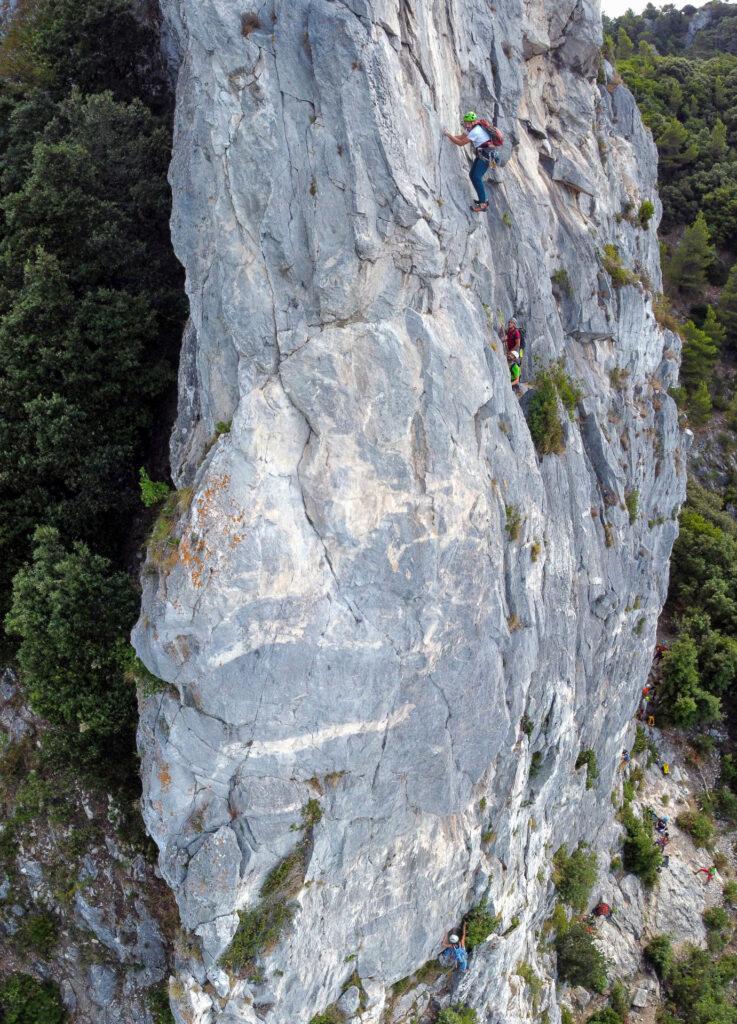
[135,1,686,1021]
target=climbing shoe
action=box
[471,202,489,213]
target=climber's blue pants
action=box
[470,155,490,203]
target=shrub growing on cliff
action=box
[602,244,637,287]
[555,922,607,992]
[5,526,138,767]
[586,1010,621,1024]
[464,901,500,949]
[659,636,722,728]
[676,810,714,847]
[644,934,674,978]
[527,372,564,455]
[620,805,662,885]
[638,199,655,228]
[0,973,66,1024]
[575,749,599,789]
[437,1007,477,1024]
[553,843,598,913]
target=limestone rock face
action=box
[135,1,686,1020]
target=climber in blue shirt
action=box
[439,922,468,971]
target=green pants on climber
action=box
[444,112,504,213]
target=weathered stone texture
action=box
[135,0,687,1020]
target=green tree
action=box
[667,212,715,296]
[655,118,698,177]
[5,526,138,766]
[718,263,737,349]
[708,118,728,160]
[616,27,635,59]
[703,304,726,349]
[680,320,718,393]
[0,250,161,607]
[0,973,65,1024]
[689,381,712,426]
[553,844,598,913]
[659,636,722,727]
[644,935,674,978]
[556,922,607,992]
[0,0,166,108]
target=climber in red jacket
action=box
[505,318,521,353]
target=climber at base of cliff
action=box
[438,922,468,971]
[443,112,504,213]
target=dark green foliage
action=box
[464,901,499,949]
[689,381,713,427]
[555,921,607,992]
[220,901,296,971]
[0,0,168,107]
[704,906,730,931]
[576,749,599,789]
[527,372,564,456]
[0,973,66,1024]
[309,1006,344,1024]
[724,880,737,904]
[620,805,662,885]
[526,364,581,457]
[676,810,715,847]
[681,318,719,395]
[586,1010,621,1024]
[5,526,138,766]
[644,934,674,979]
[665,946,737,1023]
[553,843,598,913]
[0,0,184,657]
[610,980,630,1019]
[719,262,737,349]
[632,725,648,755]
[437,1007,477,1024]
[667,212,715,296]
[529,750,543,778]
[147,986,175,1024]
[14,909,58,956]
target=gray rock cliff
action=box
[134,0,687,1020]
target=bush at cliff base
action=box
[555,922,607,992]
[0,973,66,1024]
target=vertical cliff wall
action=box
[135,1,686,1020]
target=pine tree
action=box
[689,381,712,427]
[616,26,634,59]
[718,262,737,349]
[667,212,715,297]
[708,119,728,161]
[656,118,697,177]
[680,319,718,392]
[703,304,726,350]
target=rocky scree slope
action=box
[135,0,686,1020]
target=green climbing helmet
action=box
[463,111,477,123]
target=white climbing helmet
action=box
[510,350,520,360]
[449,934,460,944]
